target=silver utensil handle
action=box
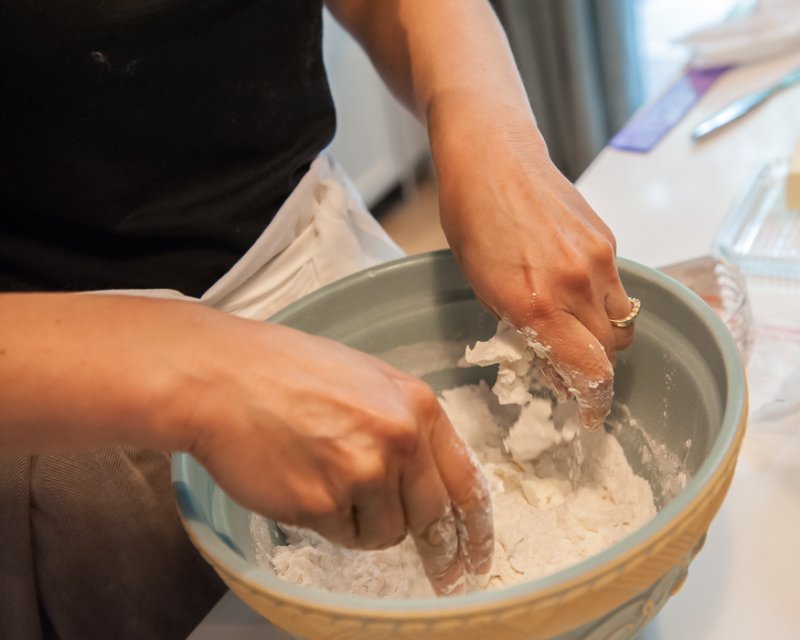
[692,87,774,140]
[692,67,800,141]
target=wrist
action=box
[132,303,236,456]
[428,93,547,177]
[427,95,552,232]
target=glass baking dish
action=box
[713,157,800,279]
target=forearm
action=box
[0,293,205,455]
[324,0,551,238]
[324,0,534,128]
[0,293,494,587]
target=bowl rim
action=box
[172,252,747,615]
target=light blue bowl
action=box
[173,251,747,640]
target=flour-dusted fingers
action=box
[532,313,615,431]
[557,263,635,369]
[401,441,466,596]
[534,356,571,402]
[429,410,494,576]
[387,374,493,594]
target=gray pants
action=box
[0,448,226,640]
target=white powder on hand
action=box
[251,323,657,598]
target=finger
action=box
[473,290,502,321]
[428,410,494,576]
[352,482,407,551]
[605,291,637,352]
[296,503,358,548]
[572,304,617,370]
[533,314,615,430]
[568,292,623,366]
[401,439,466,596]
[534,356,571,402]
[563,286,635,377]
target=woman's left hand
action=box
[324,0,637,427]
[430,101,636,429]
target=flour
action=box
[251,322,657,598]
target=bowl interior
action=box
[172,251,745,611]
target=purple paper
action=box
[610,66,732,153]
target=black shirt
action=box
[0,0,336,296]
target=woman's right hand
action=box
[0,292,492,596]
[181,316,494,596]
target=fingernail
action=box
[438,573,466,597]
[470,569,492,590]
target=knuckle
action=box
[363,531,407,552]
[588,232,616,263]
[608,232,618,254]
[416,514,461,581]
[452,475,492,515]
[527,297,561,324]
[291,487,343,524]
[347,453,391,491]
[417,509,453,547]
[557,258,594,295]
[406,376,437,406]
[508,292,549,328]
[355,415,419,465]
[404,378,442,424]
[386,414,421,453]
[594,223,618,256]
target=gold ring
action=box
[609,297,641,328]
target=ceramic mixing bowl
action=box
[172,251,747,640]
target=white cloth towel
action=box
[97,154,405,320]
[681,0,800,68]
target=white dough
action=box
[251,323,657,598]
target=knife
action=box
[691,67,800,141]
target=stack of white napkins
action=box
[681,0,800,68]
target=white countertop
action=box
[188,48,800,640]
[579,48,800,269]
[580,47,800,640]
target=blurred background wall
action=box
[322,0,741,214]
[491,0,644,181]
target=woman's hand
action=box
[430,102,635,429]
[323,0,636,429]
[0,293,493,596]
[184,319,493,595]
